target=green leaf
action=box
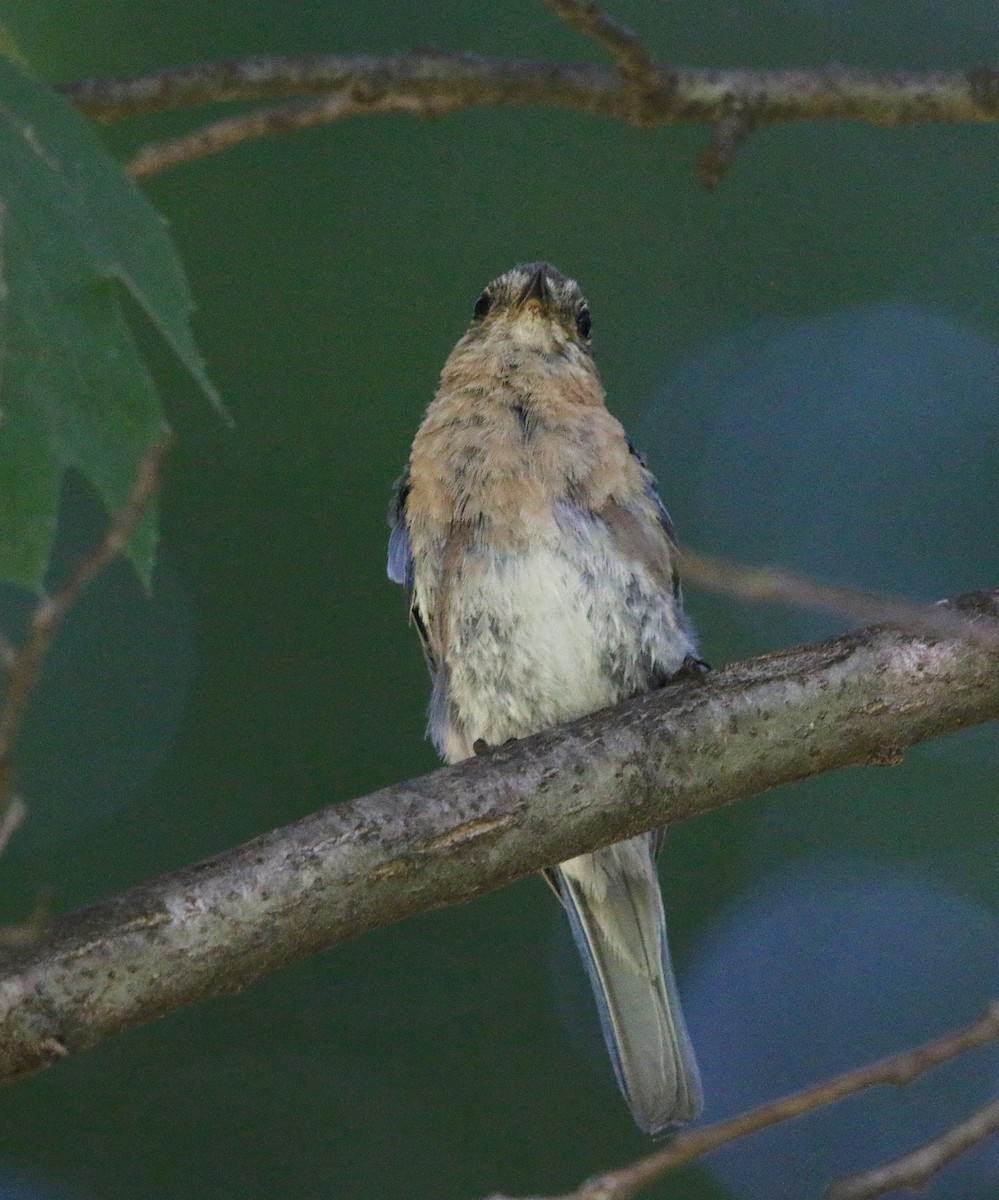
[0,53,221,591]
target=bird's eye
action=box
[576,308,592,339]
[473,292,492,319]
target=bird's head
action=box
[458,262,593,358]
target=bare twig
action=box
[56,54,999,180]
[825,1096,999,1200]
[0,887,51,952]
[128,92,463,178]
[542,0,660,91]
[0,430,173,812]
[0,795,24,858]
[697,103,757,188]
[0,635,15,671]
[60,56,999,128]
[59,52,629,121]
[0,588,996,1085]
[680,548,999,652]
[487,1005,999,1200]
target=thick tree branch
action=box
[0,587,996,1085]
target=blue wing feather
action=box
[387,470,414,591]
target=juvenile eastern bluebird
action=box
[388,263,704,1134]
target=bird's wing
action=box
[624,436,682,599]
[388,469,437,673]
[387,469,415,591]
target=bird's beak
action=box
[515,266,551,312]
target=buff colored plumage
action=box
[389,263,703,1133]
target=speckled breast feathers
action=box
[390,262,695,763]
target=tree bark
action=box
[0,588,996,1086]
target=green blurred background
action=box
[2,2,999,1198]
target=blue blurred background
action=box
[1,1,997,1197]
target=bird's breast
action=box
[430,511,691,758]
[406,383,635,544]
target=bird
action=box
[388,262,704,1134]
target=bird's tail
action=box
[551,835,703,1134]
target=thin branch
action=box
[0,203,16,678]
[60,56,999,129]
[486,1005,999,1200]
[825,1096,999,1200]
[0,430,173,812]
[0,887,51,951]
[697,103,756,189]
[0,795,25,858]
[0,587,996,1085]
[541,0,661,91]
[128,92,464,178]
[56,44,999,179]
[0,634,16,671]
[59,52,621,121]
[680,548,999,652]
